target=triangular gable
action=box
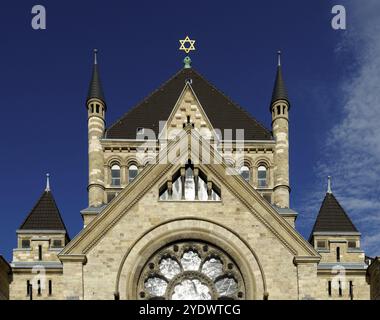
[159,83,218,141]
[60,128,318,258]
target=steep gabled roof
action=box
[310,193,359,234]
[105,68,273,141]
[19,190,69,232]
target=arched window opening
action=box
[277,105,281,115]
[95,104,100,113]
[138,241,245,300]
[239,166,250,183]
[258,166,267,187]
[111,164,121,186]
[128,164,138,183]
[159,163,220,201]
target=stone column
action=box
[272,100,290,208]
[87,98,105,207]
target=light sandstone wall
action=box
[13,236,63,262]
[79,179,301,300]
[62,261,84,300]
[313,236,364,264]
[296,262,319,300]
[316,273,370,300]
[9,272,64,300]
[10,234,65,300]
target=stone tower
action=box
[86,49,106,208]
[270,51,290,208]
[309,177,369,300]
[10,175,69,300]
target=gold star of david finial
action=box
[179,36,196,54]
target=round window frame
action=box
[137,241,246,300]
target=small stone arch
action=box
[106,156,123,167]
[236,157,254,169]
[254,157,271,169]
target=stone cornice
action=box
[58,254,87,264]
[16,229,67,234]
[293,256,321,265]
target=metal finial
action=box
[183,56,192,69]
[45,173,50,192]
[94,48,98,65]
[277,50,282,67]
[327,176,332,194]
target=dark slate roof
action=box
[19,190,69,232]
[310,193,359,234]
[271,66,289,108]
[87,63,106,105]
[106,68,273,141]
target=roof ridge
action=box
[190,68,272,138]
[105,68,184,137]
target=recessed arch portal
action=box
[115,218,267,300]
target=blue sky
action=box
[0,0,379,260]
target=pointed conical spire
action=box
[19,177,69,233]
[87,49,106,105]
[327,176,332,194]
[309,179,359,237]
[270,50,290,108]
[45,173,50,192]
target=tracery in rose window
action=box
[137,241,245,300]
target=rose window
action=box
[137,241,245,300]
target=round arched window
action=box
[239,165,250,183]
[137,241,245,300]
[128,164,138,183]
[111,164,121,186]
[257,166,267,187]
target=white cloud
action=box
[316,0,380,256]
